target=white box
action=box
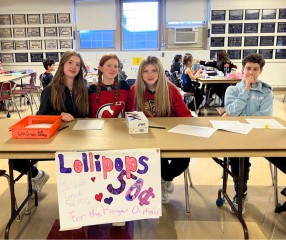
[125,111,148,134]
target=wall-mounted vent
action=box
[174,28,198,44]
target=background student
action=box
[181,53,204,112]
[41,58,56,88]
[12,51,89,194]
[201,50,236,105]
[89,54,130,118]
[223,53,274,214]
[126,55,192,204]
[118,60,128,81]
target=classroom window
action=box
[79,30,114,49]
[122,1,159,50]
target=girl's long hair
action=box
[135,56,171,117]
[96,54,120,104]
[51,51,89,116]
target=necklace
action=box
[106,85,112,91]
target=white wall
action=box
[1,0,286,88]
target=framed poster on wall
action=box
[211,10,225,21]
[211,24,225,34]
[259,49,273,59]
[228,23,242,34]
[1,53,14,63]
[30,52,44,62]
[57,13,70,23]
[279,9,286,19]
[244,23,258,33]
[275,49,286,59]
[278,22,286,32]
[228,50,241,60]
[44,27,57,37]
[243,49,257,58]
[261,22,275,33]
[27,27,41,37]
[43,13,56,24]
[29,40,42,50]
[60,39,73,49]
[46,52,59,62]
[228,37,242,47]
[45,40,58,50]
[15,40,28,50]
[244,36,258,46]
[13,27,26,38]
[1,41,14,50]
[15,53,28,62]
[262,9,276,19]
[58,27,72,37]
[245,10,259,20]
[0,28,12,38]
[211,37,225,47]
[27,14,41,24]
[229,10,243,20]
[12,14,26,25]
[260,36,274,46]
[277,36,286,46]
[0,15,11,25]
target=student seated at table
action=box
[89,53,129,227]
[170,54,182,74]
[181,53,204,112]
[41,57,56,88]
[89,54,129,119]
[13,51,89,194]
[201,50,236,104]
[223,53,274,214]
[126,56,192,205]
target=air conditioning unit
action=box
[174,28,198,44]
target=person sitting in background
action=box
[118,61,128,81]
[202,50,236,104]
[0,60,9,74]
[41,58,56,88]
[181,53,204,112]
[170,54,182,74]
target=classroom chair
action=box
[184,166,193,214]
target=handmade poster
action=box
[55,149,161,230]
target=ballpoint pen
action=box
[149,126,166,129]
[58,126,69,131]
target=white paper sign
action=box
[55,149,161,230]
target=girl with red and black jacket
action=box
[89,54,129,119]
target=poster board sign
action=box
[27,27,41,37]
[57,13,70,24]
[13,27,26,38]
[60,39,73,49]
[58,27,72,37]
[15,40,28,50]
[45,40,58,50]
[0,28,12,38]
[29,40,42,50]
[55,149,161,230]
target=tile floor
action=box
[0,92,286,239]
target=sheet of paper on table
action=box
[72,120,104,130]
[168,124,217,138]
[210,120,253,135]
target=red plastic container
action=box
[9,115,62,139]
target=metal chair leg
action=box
[184,168,191,215]
[187,167,193,187]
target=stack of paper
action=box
[210,120,253,135]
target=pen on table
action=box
[149,126,166,129]
[58,126,69,131]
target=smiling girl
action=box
[89,54,129,118]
